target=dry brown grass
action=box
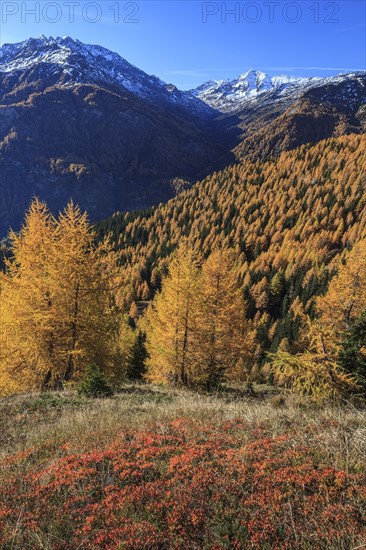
[1,385,365,475]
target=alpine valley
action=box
[0,35,365,233]
[1,32,366,550]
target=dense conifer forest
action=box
[98,134,366,357]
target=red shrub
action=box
[1,419,365,549]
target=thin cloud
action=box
[161,69,214,78]
[161,66,365,85]
[263,66,364,72]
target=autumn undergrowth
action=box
[1,385,366,549]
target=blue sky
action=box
[1,0,365,89]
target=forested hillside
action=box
[98,134,366,353]
[1,134,365,394]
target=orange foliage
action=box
[99,134,366,350]
[1,419,365,549]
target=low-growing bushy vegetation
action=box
[1,387,366,549]
[78,364,114,398]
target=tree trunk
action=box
[64,281,80,381]
[41,369,52,391]
[180,298,190,386]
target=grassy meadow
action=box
[1,386,365,549]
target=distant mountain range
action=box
[224,70,366,160]
[191,69,366,112]
[0,35,365,234]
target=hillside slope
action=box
[99,134,366,350]
[193,69,366,160]
[0,36,231,234]
[235,77,366,160]
[1,388,366,549]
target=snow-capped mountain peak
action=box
[190,69,301,111]
[190,68,366,112]
[0,36,142,79]
[1,37,365,116]
[0,36,210,115]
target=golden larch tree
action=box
[0,199,57,392]
[195,248,254,387]
[316,238,366,355]
[0,200,122,393]
[145,244,201,387]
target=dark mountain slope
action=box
[0,82,230,233]
[0,37,232,234]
